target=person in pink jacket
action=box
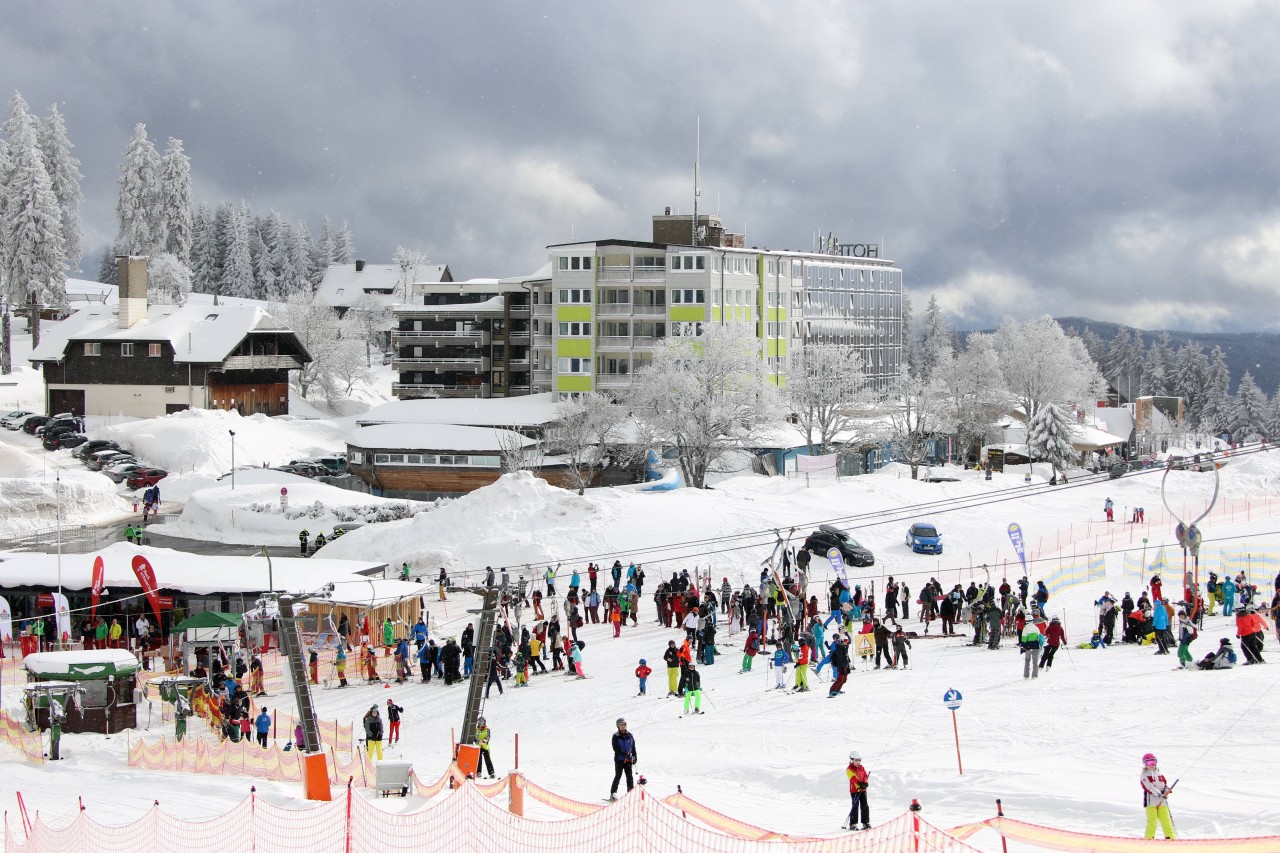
[1139,753,1176,839]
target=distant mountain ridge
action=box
[956,317,1280,397]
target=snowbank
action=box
[0,467,134,537]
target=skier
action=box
[386,698,403,745]
[892,627,911,669]
[635,658,651,696]
[1176,607,1197,668]
[845,751,870,831]
[1021,616,1043,679]
[570,639,586,678]
[771,642,790,689]
[608,718,637,800]
[1140,753,1176,839]
[1039,617,1066,668]
[1150,574,1163,603]
[545,564,557,597]
[682,661,704,715]
[741,628,760,672]
[363,705,384,761]
[1104,497,1114,522]
[335,646,348,687]
[663,640,681,696]
[476,717,495,779]
[254,707,271,749]
[828,634,851,697]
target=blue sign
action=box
[943,688,963,711]
[826,547,848,586]
[1007,523,1027,573]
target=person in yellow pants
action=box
[663,640,681,696]
[794,643,811,692]
[1140,753,1176,839]
[363,705,384,761]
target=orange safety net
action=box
[0,710,43,763]
[126,736,367,787]
[963,816,1280,853]
[522,777,607,817]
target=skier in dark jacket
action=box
[440,638,462,685]
[608,718,637,800]
[828,635,851,697]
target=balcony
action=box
[598,266,666,283]
[595,373,633,388]
[393,330,491,346]
[632,304,667,317]
[393,382,491,399]
[222,354,305,370]
[531,334,551,347]
[393,356,491,371]
[532,305,552,316]
[631,335,665,348]
[596,303,632,317]
[595,336,632,349]
[533,369,552,383]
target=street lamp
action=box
[229,430,236,490]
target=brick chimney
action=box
[117,256,149,329]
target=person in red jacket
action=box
[845,751,870,831]
[1236,606,1268,664]
[793,642,811,692]
[1039,616,1068,668]
[741,629,760,672]
[1150,575,1163,603]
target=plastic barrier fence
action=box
[1042,555,1105,596]
[949,815,1280,852]
[126,736,367,787]
[0,710,44,763]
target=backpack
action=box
[1188,626,1198,642]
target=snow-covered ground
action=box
[4,444,1280,849]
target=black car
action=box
[42,430,87,451]
[21,415,51,434]
[74,439,120,460]
[36,417,79,436]
[797,524,875,569]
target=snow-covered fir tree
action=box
[887,371,948,480]
[189,204,218,294]
[331,220,354,264]
[1199,346,1232,434]
[900,290,918,377]
[218,205,255,298]
[1172,342,1208,428]
[943,333,1007,461]
[1026,402,1078,478]
[1,100,66,349]
[115,123,163,255]
[289,220,317,292]
[37,103,82,269]
[917,294,953,382]
[1229,371,1269,441]
[160,137,193,263]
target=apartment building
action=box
[531,213,903,397]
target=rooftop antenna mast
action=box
[692,118,701,247]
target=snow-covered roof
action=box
[349,423,535,452]
[0,542,418,607]
[29,304,306,365]
[23,649,141,677]
[405,296,506,314]
[315,262,451,310]
[1070,425,1128,450]
[356,393,561,429]
[500,262,552,285]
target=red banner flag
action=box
[131,554,164,627]
[90,555,105,621]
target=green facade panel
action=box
[556,338,593,358]
[556,375,593,392]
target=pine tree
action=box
[219,204,255,299]
[332,219,354,263]
[115,123,162,255]
[290,220,317,291]
[918,294,953,382]
[900,290,917,378]
[1229,371,1269,441]
[160,137,193,263]
[37,103,83,269]
[1,104,66,349]
[1172,342,1208,427]
[1200,346,1232,434]
[318,215,334,267]
[1025,402,1078,478]
[250,225,274,300]
[0,137,12,374]
[1140,344,1168,396]
[97,246,119,287]
[189,203,218,294]
[210,201,235,294]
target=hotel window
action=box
[671,289,705,304]
[558,256,593,271]
[120,343,134,357]
[557,357,591,374]
[558,288,591,304]
[558,321,590,336]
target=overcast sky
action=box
[5,2,1279,332]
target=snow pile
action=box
[0,440,44,478]
[152,480,439,546]
[94,407,347,477]
[0,467,133,537]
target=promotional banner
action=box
[52,592,72,644]
[131,554,165,626]
[91,555,106,621]
[826,546,849,587]
[0,595,12,643]
[1007,523,1028,574]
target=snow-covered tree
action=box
[917,294,953,382]
[348,292,392,366]
[1229,371,1269,441]
[941,333,1007,461]
[1172,342,1208,427]
[1026,402,1078,479]
[96,246,118,287]
[159,137,192,263]
[189,203,218,294]
[2,101,65,349]
[1077,327,1106,370]
[885,372,948,480]
[147,252,191,305]
[286,220,315,294]
[627,323,779,489]
[332,220,354,264]
[786,343,874,455]
[270,291,365,401]
[1199,346,1232,435]
[899,290,918,378]
[115,123,162,255]
[394,246,427,302]
[989,315,1105,421]
[37,103,82,268]
[547,392,630,494]
[1106,328,1144,403]
[218,205,254,299]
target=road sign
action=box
[943,688,963,710]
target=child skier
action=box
[892,628,911,669]
[1176,608,1197,668]
[571,639,586,678]
[635,658,652,696]
[845,751,870,831]
[772,642,791,689]
[682,661,704,715]
[1140,753,1176,839]
[741,629,760,672]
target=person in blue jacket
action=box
[254,707,271,749]
[412,617,428,649]
[772,641,791,689]
[1221,576,1237,616]
[1151,601,1171,654]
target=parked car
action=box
[21,415,52,434]
[905,522,943,554]
[35,417,79,436]
[86,449,135,470]
[126,468,168,489]
[74,439,120,460]
[104,462,146,483]
[796,524,875,569]
[292,462,330,478]
[42,431,88,451]
[1,410,34,429]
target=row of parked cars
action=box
[2,409,167,489]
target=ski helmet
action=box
[616,718,626,726]
[1142,753,1157,764]
[639,659,647,665]
[849,750,861,762]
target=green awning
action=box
[172,611,243,631]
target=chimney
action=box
[117,256,149,329]
[355,259,366,272]
[664,206,671,216]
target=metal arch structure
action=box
[1159,458,1221,603]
